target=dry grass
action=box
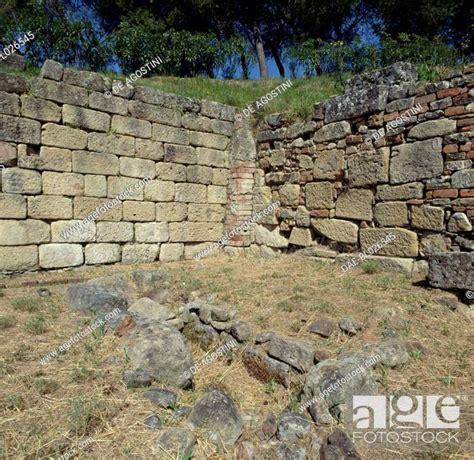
[0,254,473,459]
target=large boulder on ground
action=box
[122,322,194,389]
[188,389,243,446]
[267,335,315,373]
[428,252,474,290]
[65,283,128,315]
[155,428,196,457]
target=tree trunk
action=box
[240,53,249,80]
[270,44,285,77]
[254,24,268,79]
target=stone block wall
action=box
[0,60,243,273]
[252,63,474,274]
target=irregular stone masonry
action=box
[1,60,473,275]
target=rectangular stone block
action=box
[18,146,72,172]
[0,141,16,166]
[189,131,229,150]
[305,182,334,210]
[359,228,418,257]
[313,149,344,180]
[0,114,41,144]
[89,91,128,115]
[143,180,175,202]
[0,91,20,115]
[0,193,27,218]
[335,189,373,221]
[122,244,159,263]
[88,132,135,157]
[197,148,229,168]
[314,121,351,142]
[85,243,121,264]
[0,219,50,245]
[85,175,107,197]
[119,157,156,179]
[0,245,38,272]
[51,220,96,243]
[212,168,229,185]
[136,139,164,161]
[31,79,88,106]
[175,183,207,203]
[42,123,87,149]
[112,115,151,138]
[107,176,144,201]
[376,183,424,201]
[181,113,213,132]
[391,138,443,184]
[428,252,473,290]
[188,204,225,222]
[411,205,445,231]
[2,168,42,194]
[186,165,213,184]
[39,243,84,268]
[42,171,84,196]
[97,222,133,242]
[408,119,456,140]
[28,196,73,219]
[374,202,409,227]
[129,101,181,126]
[152,124,189,144]
[155,202,187,222]
[63,68,107,91]
[156,162,187,182]
[164,144,197,164]
[72,150,119,175]
[347,148,389,187]
[135,222,169,242]
[169,222,224,242]
[123,201,155,221]
[159,243,184,261]
[63,104,111,132]
[74,197,120,223]
[0,74,28,94]
[20,95,61,122]
[208,185,227,204]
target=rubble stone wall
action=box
[252,63,474,276]
[0,60,243,273]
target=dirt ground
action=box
[0,254,472,459]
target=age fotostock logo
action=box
[352,395,462,445]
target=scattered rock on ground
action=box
[243,347,290,388]
[230,320,252,342]
[267,335,315,373]
[144,388,178,408]
[320,443,344,460]
[156,427,196,457]
[144,414,161,429]
[362,338,409,368]
[235,441,256,460]
[188,389,243,446]
[183,322,220,350]
[255,331,275,343]
[314,350,332,363]
[172,406,192,420]
[258,412,278,441]
[275,442,306,460]
[277,411,311,441]
[122,370,153,388]
[37,287,50,297]
[129,297,175,322]
[327,429,361,459]
[338,316,362,335]
[308,318,334,338]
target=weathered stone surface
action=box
[164,144,197,165]
[289,227,312,247]
[278,184,300,207]
[123,322,193,388]
[169,222,223,242]
[84,175,106,197]
[359,228,418,257]
[28,196,73,219]
[311,218,359,244]
[142,180,174,202]
[108,176,144,201]
[88,132,135,157]
[129,101,181,126]
[188,204,225,222]
[0,193,26,218]
[63,105,110,132]
[0,141,16,166]
[31,79,88,106]
[123,201,155,221]
[63,68,107,91]
[159,243,184,261]
[135,222,169,242]
[89,91,128,115]
[129,297,174,322]
[0,245,38,272]
[428,252,474,290]
[122,244,159,263]
[190,131,229,150]
[18,146,71,172]
[447,212,472,232]
[144,388,177,408]
[339,316,362,335]
[2,168,41,194]
[156,202,187,221]
[0,114,41,144]
[156,162,187,182]
[152,124,189,145]
[314,121,351,142]
[327,430,361,460]
[255,225,289,248]
[40,60,63,81]
[156,428,196,457]
[135,138,163,161]
[376,182,424,201]
[51,220,95,243]
[390,138,443,184]
[175,183,207,203]
[0,91,20,115]
[313,149,344,180]
[112,115,151,138]
[42,171,84,196]
[268,335,315,373]
[0,74,28,93]
[73,196,122,221]
[408,119,456,140]
[72,150,119,175]
[336,254,414,274]
[277,411,311,441]
[197,147,229,167]
[188,390,243,446]
[0,219,49,245]
[306,182,334,210]
[335,189,373,221]
[208,185,226,204]
[347,148,389,187]
[411,205,445,231]
[308,318,334,338]
[96,222,134,242]
[451,169,474,188]
[85,243,121,264]
[362,338,408,368]
[186,165,213,184]
[123,370,153,388]
[420,234,450,257]
[39,244,83,268]
[243,347,290,388]
[42,123,87,149]
[374,202,409,227]
[119,157,156,179]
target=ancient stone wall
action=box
[252,63,474,276]
[0,60,245,272]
